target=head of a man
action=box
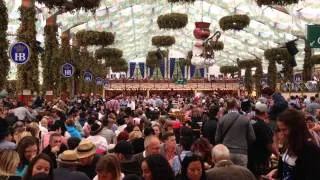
[162,132,176,150]
[211,144,230,164]
[144,136,161,156]
[49,133,62,148]
[254,102,269,120]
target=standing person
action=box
[42,133,68,168]
[0,150,21,180]
[215,98,256,167]
[0,119,16,150]
[11,102,34,122]
[23,154,54,180]
[266,109,320,180]
[172,136,193,176]
[248,102,278,178]
[180,154,206,180]
[54,150,90,180]
[76,140,100,179]
[114,141,140,175]
[160,132,177,166]
[206,144,256,180]
[201,104,219,145]
[133,136,161,168]
[65,118,81,139]
[93,155,124,180]
[86,121,108,154]
[141,154,175,180]
[99,116,117,145]
[16,136,39,177]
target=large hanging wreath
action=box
[256,0,299,6]
[238,59,260,69]
[157,13,188,30]
[167,0,195,3]
[264,48,290,62]
[0,0,9,89]
[152,36,175,47]
[36,0,101,11]
[311,55,320,65]
[95,48,123,60]
[220,66,238,74]
[255,63,263,96]
[76,30,114,47]
[219,14,250,31]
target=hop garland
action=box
[152,36,175,47]
[146,50,168,68]
[167,0,195,3]
[256,0,299,6]
[220,66,238,76]
[112,58,128,72]
[219,14,250,31]
[0,0,9,90]
[76,30,114,47]
[157,13,188,30]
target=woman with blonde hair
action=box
[94,154,124,180]
[0,149,20,179]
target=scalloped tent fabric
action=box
[4,0,320,77]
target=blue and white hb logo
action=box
[61,63,74,78]
[84,72,93,81]
[9,42,31,64]
[96,77,104,85]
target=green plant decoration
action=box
[112,58,128,72]
[72,0,101,11]
[59,31,72,95]
[41,24,59,92]
[71,39,81,94]
[146,50,168,68]
[167,0,195,3]
[36,0,67,9]
[267,59,277,91]
[256,0,299,6]
[311,55,320,65]
[255,63,263,96]
[17,1,40,92]
[220,66,238,77]
[238,59,260,69]
[264,48,290,63]
[244,68,253,94]
[283,59,293,82]
[157,13,188,30]
[186,51,192,66]
[95,48,123,60]
[303,41,312,81]
[204,41,224,51]
[219,14,250,31]
[76,30,114,47]
[0,0,9,90]
[152,36,175,47]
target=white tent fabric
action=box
[5,0,320,75]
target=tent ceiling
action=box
[5,0,320,71]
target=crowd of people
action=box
[0,87,320,180]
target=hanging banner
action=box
[129,62,136,78]
[61,63,74,78]
[191,65,196,78]
[200,68,205,78]
[170,58,175,79]
[84,71,93,81]
[149,67,154,78]
[138,63,145,78]
[9,42,31,64]
[179,58,186,78]
[96,77,104,85]
[160,59,165,78]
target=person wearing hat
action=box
[54,150,90,180]
[247,102,279,178]
[0,118,16,150]
[76,139,100,179]
[114,141,141,175]
[86,120,108,154]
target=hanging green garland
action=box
[36,0,67,9]
[146,50,168,68]
[238,59,260,69]
[152,36,175,47]
[157,13,188,30]
[204,41,224,51]
[112,58,128,72]
[303,41,312,81]
[76,30,115,47]
[167,0,195,3]
[95,48,123,68]
[17,1,40,92]
[267,59,277,90]
[256,0,299,6]
[219,14,250,31]
[264,48,290,63]
[310,55,320,65]
[42,24,59,92]
[255,63,263,96]
[71,38,81,94]
[220,66,238,77]
[244,68,253,94]
[0,0,9,90]
[59,31,72,94]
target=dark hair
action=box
[79,111,86,118]
[208,104,219,120]
[180,154,206,180]
[144,127,155,137]
[277,109,314,156]
[180,137,193,151]
[67,137,81,150]
[162,132,175,141]
[310,96,316,102]
[143,154,175,180]
[191,137,212,165]
[23,153,54,180]
[123,174,143,180]
[17,136,39,169]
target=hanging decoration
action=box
[220,66,238,77]
[167,0,195,3]
[193,22,211,40]
[264,48,290,63]
[157,13,188,30]
[76,30,114,47]
[59,31,72,94]
[0,0,9,90]
[255,63,263,96]
[238,59,262,95]
[303,39,312,81]
[146,50,168,68]
[238,59,260,69]
[310,55,320,65]
[41,23,59,92]
[112,58,128,72]
[36,0,101,11]
[256,0,299,6]
[204,41,224,51]
[267,59,277,90]
[17,0,40,92]
[95,48,123,67]
[72,0,101,11]
[219,14,250,31]
[152,36,175,47]
[244,68,253,94]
